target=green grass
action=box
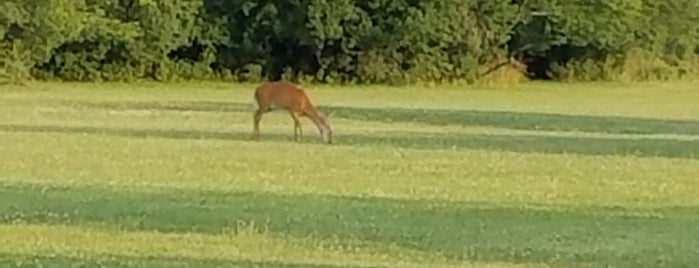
[1,81,699,267]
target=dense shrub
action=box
[1,0,698,85]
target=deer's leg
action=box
[253,109,264,140]
[298,120,304,141]
[289,111,303,142]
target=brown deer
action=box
[251,81,333,144]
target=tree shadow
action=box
[0,254,365,268]
[59,99,252,113]
[1,123,698,159]
[2,183,697,267]
[322,106,699,136]
[58,99,699,136]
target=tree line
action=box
[1,0,698,85]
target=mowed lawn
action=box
[1,81,699,268]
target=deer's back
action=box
[255,81,311,110]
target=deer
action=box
[251,81,333,144]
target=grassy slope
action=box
[1,81,698,267]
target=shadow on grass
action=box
[323,106,699,136]
[59,99,699,136]
[1,123,699,159]
[0,254,361,268]
[1,183,697,267]
[61,99,253,113]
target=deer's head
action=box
[317,112,333,144]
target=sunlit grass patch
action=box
[1,128,699,208]
[2,81,699,267]
[0,223,548,268]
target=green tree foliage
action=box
[1,0,698,84]
[516,0,699,81]
[1,0,88,82]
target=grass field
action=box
[1,81,698,268]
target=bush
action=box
[0,0,697,85]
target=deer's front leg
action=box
[290,111,303,142]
